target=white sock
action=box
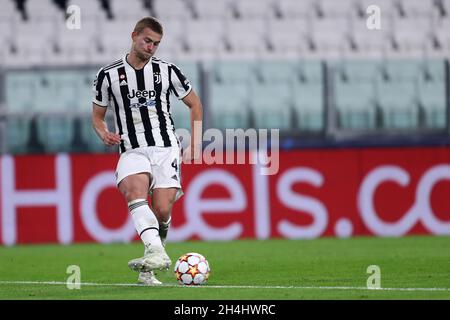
[128,199,162,248]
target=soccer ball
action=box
[174,252,210,285]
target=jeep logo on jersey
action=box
[154,72,161,84]
[127,89,156,99]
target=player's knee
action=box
[121,187,147,202]
[153,204,172,221]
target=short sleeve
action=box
[169,64,192,100]
[92,68,109,107]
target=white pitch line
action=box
[0,281,450,292]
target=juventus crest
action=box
[154,72,161,84]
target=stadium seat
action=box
[348,17,394,58]
[442,0,450,15]
[391,17,433,56]
[181,19,226,60]
[273,0,314,18]
[418,77,447,129]
[334,60,382,83]
[356,0,399,18]
[155,17,186,61]
[316,0,359,18]
[5,72,38,112]
[309,17,352,58]
[24,0,63,21]
[335,81,377,129]
[55,18,101,66]
[0,0,21,21]
[222,19,268,59]
[376,80,419,129]
[382,59,421,82]
[188,0,233,19]
[34,71,80,112]
[398,0,436,18]
[211,61,258,84]
[66,0,108,20]
[99,20,136,60]
[420,59,447,82]
[231,0,276,19]
[265,19,310,59]
[36,116,75,153]
[433,17,450,55]
[109,0,147,20]
[10,21,57,67]
[298,61,324,83]
[4,116,32,154]
[0,16,14,46]
[249,82,293,130]
[209,82,250,129]
[153,0,193,20]
[292,82,324,131]
[256,60,302,83]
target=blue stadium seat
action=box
[376,80,419,129]
[335,81,377,129]
[418,79,447,129]
[257,60,302,83]
[210,82,250,129]
[382,60,421,82]
[298,61,323,83]
[211,61,258,84]
[249,82,293,130]
[34,71,80,112]
[292,82,324,131]
[334,60,382,83]
[5,72,38,112]
[4,117,32,154]
[36,116,75,153]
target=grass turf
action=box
[0,236,449,300]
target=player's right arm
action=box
[91,68,121,146]
[92,103,121,146]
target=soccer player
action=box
[91,17,203,285]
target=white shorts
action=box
[115,146,183,201]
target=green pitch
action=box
[0,236,450,300]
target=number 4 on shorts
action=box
[171,159,178,173]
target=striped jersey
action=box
[93,54,192,153]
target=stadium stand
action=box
[0,0,449,154]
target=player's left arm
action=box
[182,89,203,161]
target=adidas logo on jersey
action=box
[127,89,156,99]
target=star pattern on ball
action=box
[188,265,199,277]
[179,254,189,263]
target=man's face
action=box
[132,27,162,60]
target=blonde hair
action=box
[134,17,163,35]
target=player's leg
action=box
[116,151,171,274]
[152,188,178,246]
[135,188,178,285]
[118,173,162,248]
[150,145,183,246]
